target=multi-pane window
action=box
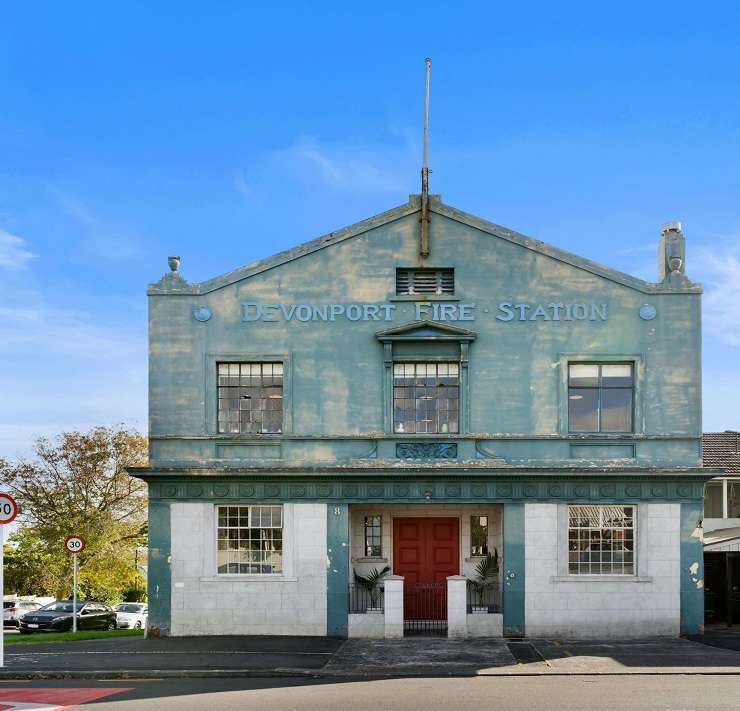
[217,505,283,574]
[217,363,283,434]
[396,268,454,295]
[364,516,382,557]
[470,516,489,556]
[568,505,635,575]
[393,362,459,434]
[568,363,633,433]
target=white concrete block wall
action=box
[170,502,327,636]
[524,503,681,638]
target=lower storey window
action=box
[364,515,382,557]
[470,515,489,556]
[568,505,635,575]
[217,505,283,574]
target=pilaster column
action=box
[383,575,404,639]
[447,575,468,638]
[326,504,349,638]
[503,502,525,637]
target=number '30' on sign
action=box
[64,535,86,553]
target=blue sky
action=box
[1,2,739,456]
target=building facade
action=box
[130,195,714,638]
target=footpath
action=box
[3,633,740,679]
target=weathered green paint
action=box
[503,503,525,637]
[147,500,171,636]
[142,196,702,469]
[326,503,349,637]
[680,502,705,635]
[137,474,709,504]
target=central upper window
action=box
[393,362,459,434]
[396,268,454,296]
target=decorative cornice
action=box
[141,474,709,504]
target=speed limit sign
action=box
[0,493,18,525]
[64,535,86,553]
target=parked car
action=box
[4,599,42,627]
[114,602,147,630]
[18,600,116,634]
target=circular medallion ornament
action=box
[193,306,212,322]
[639,304,657,321]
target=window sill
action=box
[389,295,459,302]
[201,575,297,582]
[550,575,653,584]
[352,557,389,564]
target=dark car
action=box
[18,600,116,634]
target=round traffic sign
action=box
[64,535,86,553]
[0,493,19,525]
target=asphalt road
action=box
[3,676,740,710]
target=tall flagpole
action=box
[419,57,431,258]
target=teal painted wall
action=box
[680,502,705,635]
[147,500,171,635]
[326,504,350,637]
[146,197,702,469]
[503,503,525,636]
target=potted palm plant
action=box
[468,549,499,613]
[353,566,390,613]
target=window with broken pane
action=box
[568,363,633,433]
[393,362,459,434]
[217,362,283,434]
[568,505,635,575]
[216,505,283,574]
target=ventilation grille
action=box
[396,269,454,295]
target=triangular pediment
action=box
[375,319,477,342]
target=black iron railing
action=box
[466,584,502,613]
[404,582,447,636]
[348,584,384,613]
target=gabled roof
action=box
[703,431,740,474]
[149,195,702,295]
[375,319,477,342]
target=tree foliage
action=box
[1,426,148,603]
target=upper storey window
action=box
[393,362,459,434]
[217,362,283,434]
[396,268,454,296]
[568,363,633,433]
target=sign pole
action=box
[72,553,78,634]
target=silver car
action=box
[114,602,148,630]
[4,600,42,628]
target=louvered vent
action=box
[396,269,454,295]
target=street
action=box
[2,675,740,710]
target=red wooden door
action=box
[393,518,459,620]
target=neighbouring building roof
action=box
[703,431,740,474]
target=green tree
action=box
[0,426,148,603]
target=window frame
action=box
[470,515,489,557]
[363,515,383,558]
[557,354,644,436]
[215,504,284,576]
[205,353,292,436]
[217,361,285,435]
[566,504,636,576]
[568,362,634,434]
[392,361,461,435]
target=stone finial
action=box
[658,221,690,286]
[168,256,181,273]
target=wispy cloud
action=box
[270,135,414,195]
[695,233,740,346]
[0,229,36,270]
[49,187,145,261]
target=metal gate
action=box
[403,582,447,636]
